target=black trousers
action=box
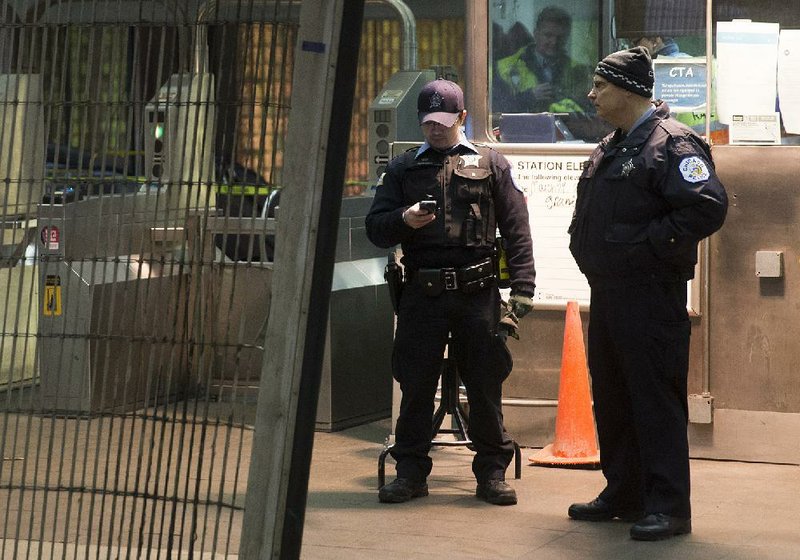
[390,281,514,484]
[588,281,692,518]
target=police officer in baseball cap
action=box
[366,79,537,506]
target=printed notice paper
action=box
[778,30,800,134]
[716,20,779,125]
[729,114,781,144]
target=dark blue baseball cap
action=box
[417,79,464,127]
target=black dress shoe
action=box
[378,478,428,503]
[476,479,517,506]
[630,513,692,541]
[568,497,643,522]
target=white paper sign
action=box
[716,20,779,125]
[504,154,590,306]
[778,30,800,134]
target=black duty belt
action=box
[442,268,459,290]
[408,257,495,295]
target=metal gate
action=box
[0,1,299,557]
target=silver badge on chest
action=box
[621,158,635,177]
[459,154,482,168]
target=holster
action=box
[384,252,404,314]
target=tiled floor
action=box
[303,419,800,560]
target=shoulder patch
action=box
[679,156,709,183]
[375,173,385,188]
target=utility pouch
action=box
[384,252,404,313]
[417,268,445,297]
[458,257,495,294]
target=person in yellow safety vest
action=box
[493,6,593,115]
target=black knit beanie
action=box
[595,46,654,98]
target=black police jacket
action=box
[366,141,536,295]
[568,101,728,288]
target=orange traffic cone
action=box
[529,301,601,469]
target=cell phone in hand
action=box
[419,200,437,214]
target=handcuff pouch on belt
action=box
[417,257,495,297]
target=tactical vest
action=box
[400,146,497,250]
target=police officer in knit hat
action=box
[566,48,728,540]
[366,79,536,506]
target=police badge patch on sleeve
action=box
[679,156,710,183]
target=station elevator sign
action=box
[502,153,591,307]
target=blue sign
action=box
[653,58,707,112]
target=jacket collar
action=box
[601,100,671,152]
[416,131,478,159]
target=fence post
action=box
[239,0,364,558]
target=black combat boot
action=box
[378,478,429,503]
[475,479,517,506]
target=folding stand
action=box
[378,345,522,488]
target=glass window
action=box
[711,1,800,145]
[489,0,800,146]
[613,1,711,139]
[615,0,800,145]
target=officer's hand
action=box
[497,318,519,341]
[498,300,520,340]
[532,83,555,103]
[509,292,534,319]
[402,203,437,229]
